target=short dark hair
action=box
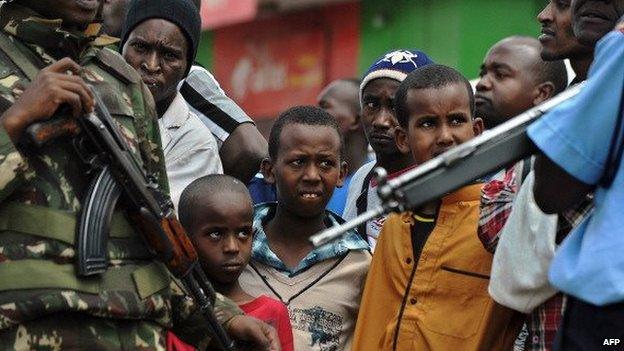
[535,60,568,96]
[268,105,344,160]
[178,174,251,232]
[505,36,568,96]
[395,64,475,128]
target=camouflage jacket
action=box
[0,3,240,344]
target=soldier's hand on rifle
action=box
[1,57,94,142]
[226,315,281,351]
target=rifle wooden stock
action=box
[25,117,80,147]
[130,209,199,278]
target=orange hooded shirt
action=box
[352,184,522,351]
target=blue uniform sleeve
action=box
[528,30,624,185]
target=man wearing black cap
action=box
[120,0,222,210]
[104,0,268,185]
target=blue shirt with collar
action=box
[527,30,624,305]
[251,202,369,278]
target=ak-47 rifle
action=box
[25,88,236,351]
[311,82,585,247]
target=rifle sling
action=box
[0,202,134,245]
[0,33,39,80]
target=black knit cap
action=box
[119,0,201,75]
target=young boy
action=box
[352,65,520,350]
[177,175,294,351]
[239,106,371,351]
[342,49,434,250]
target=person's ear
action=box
[260,158,276,184]
[395,126,411,154]
[336,161,348,188]
[472,117,484,136]
[533,82,555,106]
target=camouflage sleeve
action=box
[169,279,243,348]
[0,88,31,203]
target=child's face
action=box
[264,123,347,218]
[189,191,254,285]
[396,83,484,165]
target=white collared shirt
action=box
[159,92,223,210]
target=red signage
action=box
[215,27,326,117]
[199,0,257,30]
[213,2,360,119]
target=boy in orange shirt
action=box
[352,65,521,350]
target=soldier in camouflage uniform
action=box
[0,1,278,350]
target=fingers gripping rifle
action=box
[25,88,237,351]
[311,83,585,247]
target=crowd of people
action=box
[0,0,621,350]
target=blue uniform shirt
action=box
[528,30,624,305]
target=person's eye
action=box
[495,70,508,80]
[418,119,436,129]
[319,160,336,169]
[237,230,252,239]
[364,101,379,110]
[205,231,221,240]
[132,42,148,52]
[164,51,179,61]
[289,159,304,167]
[450,116,468,125]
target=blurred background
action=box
[196,0,546,135]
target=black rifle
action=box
[311,83,585,247]
[25,88,236,351]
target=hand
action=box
[226,315,281,351]
[1,57,94,142]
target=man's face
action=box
[572,0,624,46]
[189,191,254,285]
[475,41,542,129]
[21,0,100,29]
[122,19,189,105]
[397,83,483,165]
[538,0,591,60]
[265,124,346,219]
[317,81,360,136]
[361,78,404,157]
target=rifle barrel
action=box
[310,83,584,247]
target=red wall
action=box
[213,2,360,120]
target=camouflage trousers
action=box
[0,313,167,351]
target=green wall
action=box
[196,31,214,69]
[360,0,545,78]
[199,0,545,80]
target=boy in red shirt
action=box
[172,174,294,351]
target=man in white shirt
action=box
[120,0,222,209]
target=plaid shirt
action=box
[479,162,593,351]
[251,202,369,277]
